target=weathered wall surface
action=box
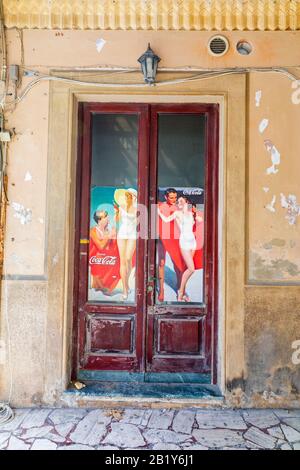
[0,29,299,407]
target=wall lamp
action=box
[138,43,161,85]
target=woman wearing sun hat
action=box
[114,188,137,300]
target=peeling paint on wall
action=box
[264,140,281,175]
[0,339,6,364]
[12,202,32,225]
[259,118,269,134]
[96,38,106,53]
[263,238,286,249]
[265,195,276,212]
[255,90,262,107]
[292,340,300,365]
[52,253,59,266]
[280,193,300,225]
[24,171,32,182]
[250,252,300,280]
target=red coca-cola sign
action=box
[89,255,117,265]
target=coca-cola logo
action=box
[90,255,117,265]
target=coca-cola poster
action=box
[156,187,205,305]
[88,186,137,303]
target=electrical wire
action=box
[0,0,14,426]
[5,66,300,109]
[0,141,14,426]
[0,0,7,110]
[0,139,14,426]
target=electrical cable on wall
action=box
[0,0,14,426]
[4,65,300,109]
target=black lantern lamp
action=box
[138,43,161,85]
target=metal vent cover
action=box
[208,35,229,57]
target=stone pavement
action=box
[0,408,300,450]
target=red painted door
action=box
[73,103,219,383]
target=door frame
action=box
[72,101,219,384]
[45,73,247,404]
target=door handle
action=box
[147,276,157,293]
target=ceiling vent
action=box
[208,35,229,57]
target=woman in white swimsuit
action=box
[114,188,137,300]
[158,196,201,302]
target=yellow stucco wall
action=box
[0,29,300,407]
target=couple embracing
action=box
[157,188,204,302]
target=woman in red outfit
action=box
[89,210,120,294]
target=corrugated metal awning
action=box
[3,0,300,31]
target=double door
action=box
[73,103,219,383]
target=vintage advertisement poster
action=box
[88,186,137,303]
[156,187,205,304]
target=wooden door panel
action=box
[146,313,210,373]
[88,314,134,354]
[146,104,219,379]
[157,316,203,355]
[73,103,150,376]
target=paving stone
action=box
[273,410,300,419]
[0,440,9,450]
[55,422,75,438]
[48,408,87,425]
[245,440,263,450]
[97,445,120,450]
[280,443,293,450]
[144,429,190,445]
[7,435,30,450]
[121,409,152,426]
[60,444,95,450]
[244,427,277,449]
[280,424,300,443]
[223,447,248,450]
[172,410,195,435]
[103,423,145,448]
[70,409,110,446]
[281,417,300,433]
[267,426,285,440]
[293,442,300,450]
[152,443,181,450]
[0,409,30,431]
[193,429,245,448]
[181,444,208,450]
[195,410,247,430]
[21,425,53,440]
[43,431,66,443]
[21,409,50,429]
[242,410,279,429]
[147,409,174,430]
[0,432,10,447]
[31,439,58,450]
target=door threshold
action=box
[77,370,211,384]
[62,381,224,408]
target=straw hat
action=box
[114,188,137,206]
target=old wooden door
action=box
[73,103,219,385]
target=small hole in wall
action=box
[236,40,252,55]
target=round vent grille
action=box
[208,35,229,57]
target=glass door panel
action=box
[88,114,138,304]
[156,114,206,306]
